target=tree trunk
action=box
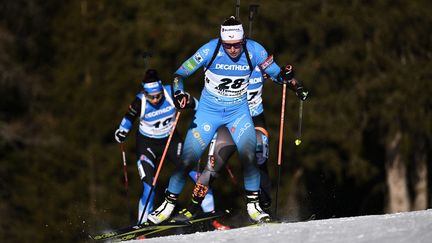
[385,131,410,213]
[285,168,304,220]
[412,148,428,210]
[88,154,97,216]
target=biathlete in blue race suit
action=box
[202,66,273,213]
[114,69,216,224]
[148,16,309,224]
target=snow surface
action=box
[129,209,432,243]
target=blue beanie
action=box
[141,69,162,93]
[143,81,163,93]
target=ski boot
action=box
[148,191,178,224]
[259,196,272,215]
[172,199,202,222]
[173,181,209,222]
[246,191,271,223]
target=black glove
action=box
[277,64,294,84]
[114,129,128,143]
[173,90,190,109]
[295,86,309,101]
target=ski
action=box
[246,221,281,227]
[244,214,316,228]
[89,219,190,241]
[127,209,232,240]
[89,209,231,241]
[189,209,231,224]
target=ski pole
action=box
[120,143,135,222]
[138,111,181,225]
[235,0,240,18]
[295,100,303,146]
[275,83,287,217]
[120,143,129,198]
[248,4,259,38]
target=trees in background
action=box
[0,0,430,242]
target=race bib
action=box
[204,71,249,98]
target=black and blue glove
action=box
[173,90,192,109]
[295,86,309,101]
[278,64,294,83]
[276,65,309,101]
[114,129,128,143]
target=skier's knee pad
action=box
[255,130,269,166]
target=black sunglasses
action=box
[145,93,163,100]
[222,42,243,49]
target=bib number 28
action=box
[218,78,244,90]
